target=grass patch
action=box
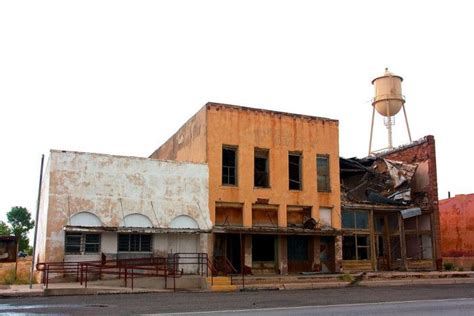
[338,273,354,282]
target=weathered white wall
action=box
[39,150,210,262]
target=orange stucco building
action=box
[440,194,474,269]
[151,103,342,274]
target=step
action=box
[206,277,232,286]
[211,284,238,292]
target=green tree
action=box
[0,220,11,235]
[6,206,34,251]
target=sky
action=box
[1,0,473,227]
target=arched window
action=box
[169,215,199,229]
[70,212,102,227]
[121,213,153,228]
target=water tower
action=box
[368,68,412,155]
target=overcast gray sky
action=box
[1,0,473,224]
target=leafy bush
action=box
[443,262,455,271]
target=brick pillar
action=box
[312,237,321,271]
[335,235,343,273]
[244,235,252,270]
[279,236,288,275]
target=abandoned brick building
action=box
[35,102,442,280]
[439,193,474,269]
[150,103,342,274]
[340,136,441,272]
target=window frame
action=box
[117,233,152,253]
[254,148,270,188]
[288,152,302,191]
[317,154,331,192]
[65,232,101,255]
[222,145,238,186]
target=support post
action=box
[368,106,376,155]
[29,155,44,289]
[402,104,412,142]
[240,233,244,290]
[399,213,408,271]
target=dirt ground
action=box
[0,257,32,284]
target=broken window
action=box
[222,146,237,185]
[287,206,311,227]
[118,234,152,252]
[319,207,332,227]
[343,235,370,260]
[317,155,330,192]
[404,214,432,260]
[65,233,101,254]
[288,152,302,190]
[254,148,270,188]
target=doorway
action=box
[213,234,241,273]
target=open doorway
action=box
[213,234,241,274]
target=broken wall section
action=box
[379,135,441,268]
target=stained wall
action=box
[38,150,210,262]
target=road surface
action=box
[1,284,474,315]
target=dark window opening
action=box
[288,236,309,261]
[317,155,330,192]
[118,234,152,252]
[254,149,269,188]
[289,153,302,190]
[343,235,370,260]
[222,147,237,185]
[252,235,275,261]
[65,233,101,254]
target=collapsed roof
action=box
[340,156,419,206]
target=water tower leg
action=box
[402,104,412,142]
[368,106,376,155]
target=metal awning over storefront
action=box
[212,226,341,236]
[64,225,211,234]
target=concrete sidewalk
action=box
[2,271,474,297]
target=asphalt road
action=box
[1,284,474,315]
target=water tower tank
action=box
[371,68,405,117]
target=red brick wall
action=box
[381,136,442,265]
[439,194,474,257]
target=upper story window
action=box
[342,210,369,230]
[288,152,302,190]
[254,148,269,188]
[317,155,331,192]
[222,146,237,186]
[65,233,101,254]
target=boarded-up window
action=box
[254,149,269,188]
[289,152,302,190]
[319,208,332,227]
[317,155,330,192]
[215,204,243,226]
[222,146,237,185]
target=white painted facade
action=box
[36,150,210,265]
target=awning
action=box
[212,226,341,236]
[64,225,211,234]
